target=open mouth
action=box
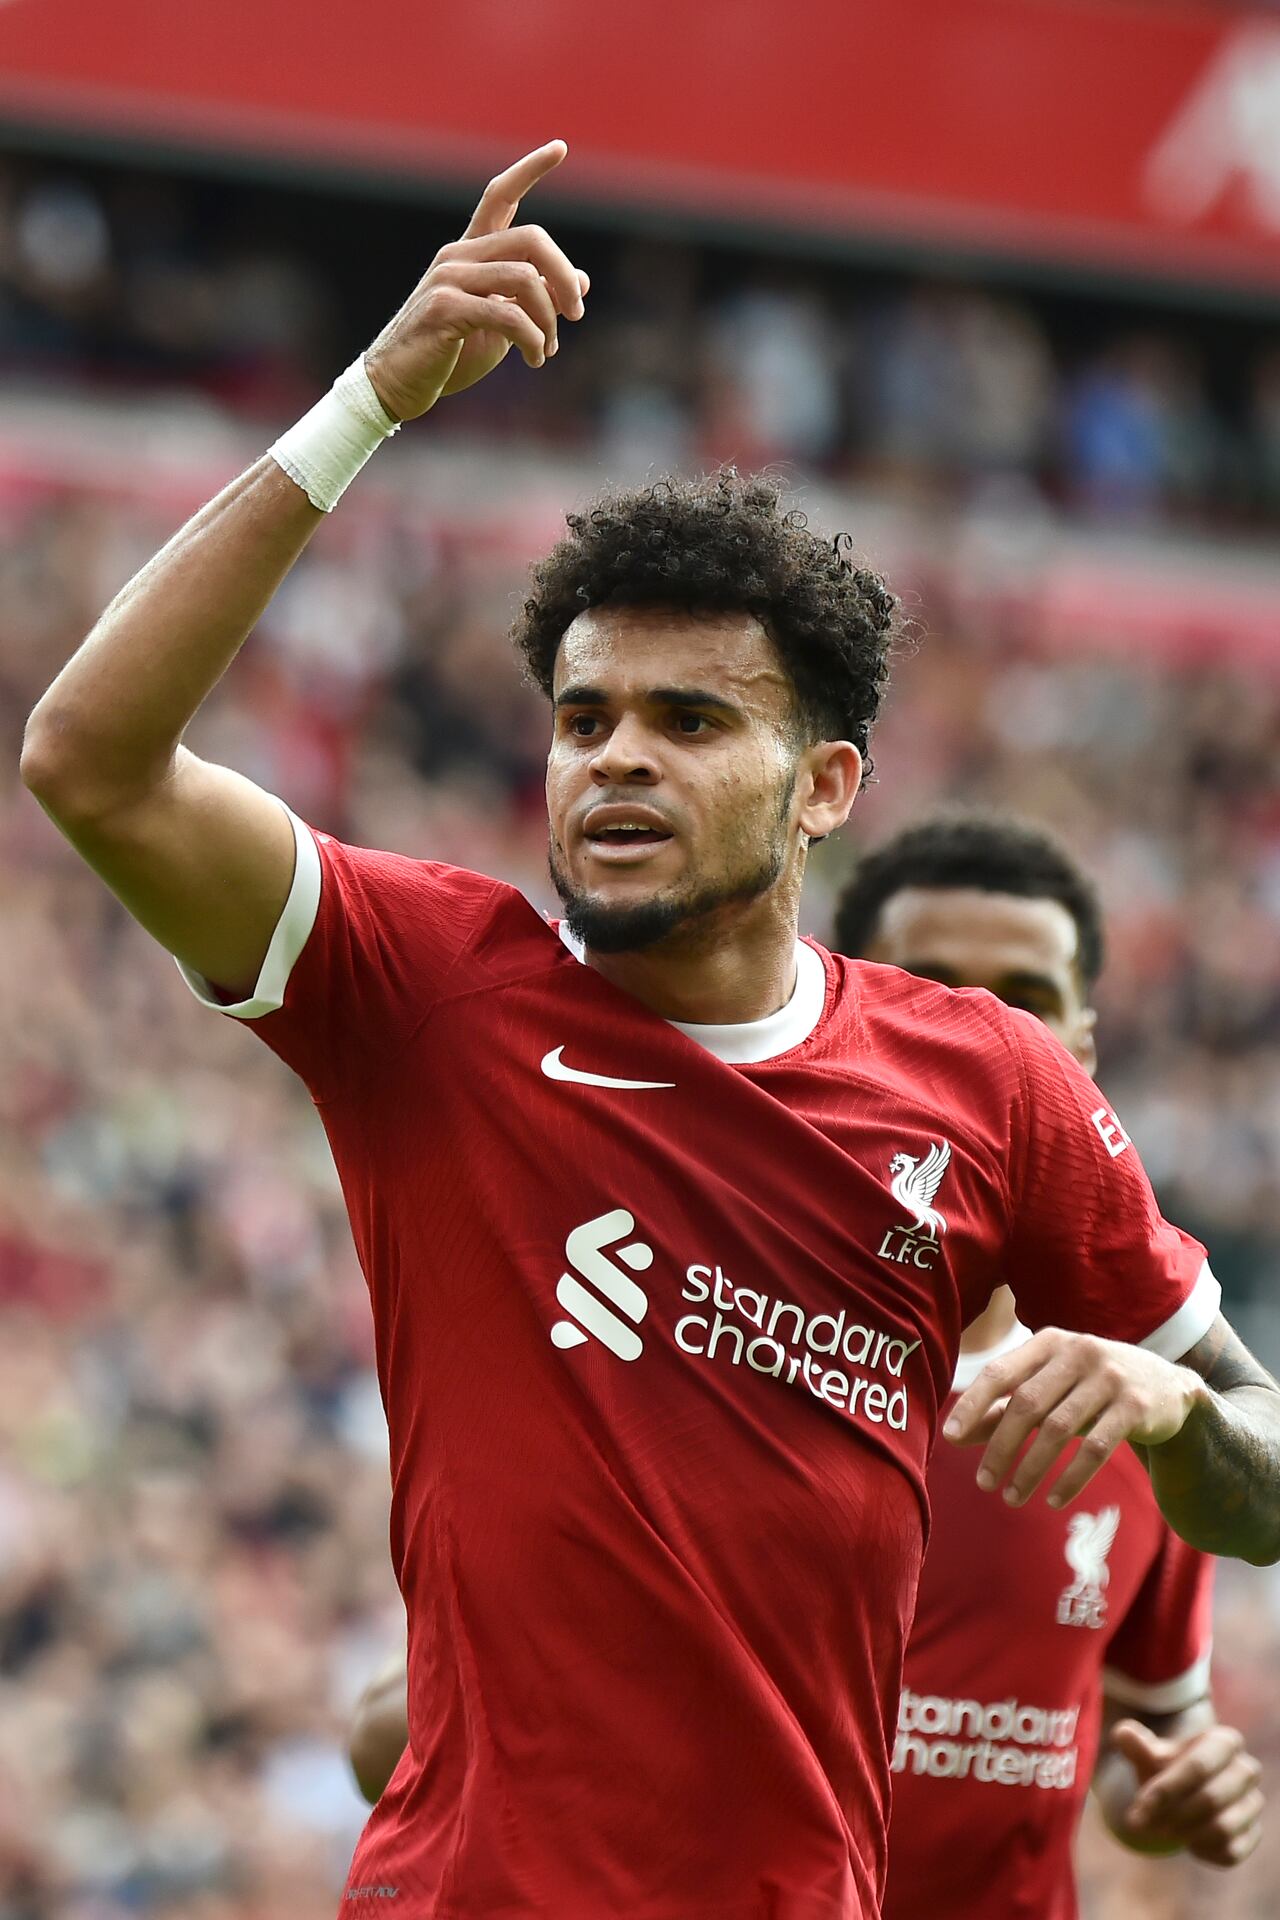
[582,821,675,867]
[582,806,676,854]
[587,825,672,848]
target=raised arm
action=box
[20,140,586,997]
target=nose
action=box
[587,714,660,786]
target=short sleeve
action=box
[1103,1527,1214,1714]
[176,804,502,1099]
[1003,1011,1219,1359]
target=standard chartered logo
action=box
[676,1263,918,1431]
[546,1217,921,1434]
[550,1209,653,1363]
[894,1689,1081,1791]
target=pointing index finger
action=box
[465,140,568,239]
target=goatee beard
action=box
[548,843,788,957]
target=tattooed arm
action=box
[946,1314,1280,1565]
[1141,1316,1280,1564]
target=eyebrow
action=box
[993,970,1068,1001]
[555,684,743,715]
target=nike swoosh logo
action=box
[540,1047,674,1090]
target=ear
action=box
[797,742,862,840]
[1073,1005,1099,1077]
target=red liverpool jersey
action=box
[884,1326,1215,1920]
[180,817,1219,1920]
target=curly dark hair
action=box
[512,470,897,773]
[833,810,1105,987]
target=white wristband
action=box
[269,356,400,512]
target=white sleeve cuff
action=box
[1103,1652,1212,1715]
[1139,1261,1221,1362]
[174,803,322,1019]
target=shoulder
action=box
[309,833,566,992]
[319,835,539,929]
[316,833,508,906]
[824,950,1033,1095]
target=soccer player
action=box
[831,812,1264,1917]
[20,141,1280,1918]
[343,813,1268,1914]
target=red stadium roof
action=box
[0,0,1278,295]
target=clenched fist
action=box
[1110,1717,1264,1866]
[364,140,589,423]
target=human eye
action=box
[672,711,712,736]
[564,712,603,739]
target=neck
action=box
[958,1286,1018,1355]
[584,882,803,1025]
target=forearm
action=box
[23,456,320,816]
[1147,1383,1280,1564]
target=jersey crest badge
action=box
[1057,1506,1120,1629]
[878,1141,951,1270]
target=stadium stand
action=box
[0,155,1278,528]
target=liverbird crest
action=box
[1064,1507,1120,1594]
[1057,1505,1120,1629]
[888,1141,952,1240]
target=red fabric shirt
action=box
[884,1341,1214,1920]
[192,832,1216,1920]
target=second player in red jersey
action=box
[835,813,1263,1919]
[889,1350,1214,1919]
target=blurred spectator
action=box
[857,289,1053,497]
[1062,337,1227,523]
[595,238,700,474]
[701,281,841,467]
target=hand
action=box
[944,1327,1204,1508]
[364,140,589,422]
[1111,1718,1264,1866]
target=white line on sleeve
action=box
[1102,1652,1212,1715]
[1139,1262,1222,1363]
[174,802,322,1020]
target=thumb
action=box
[1108,1718,1174,1779]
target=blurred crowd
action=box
[1,150,1279,529]
[0,183,1279,1917]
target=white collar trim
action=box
[951,1320,1033,1393]
[556,926,827,1065]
